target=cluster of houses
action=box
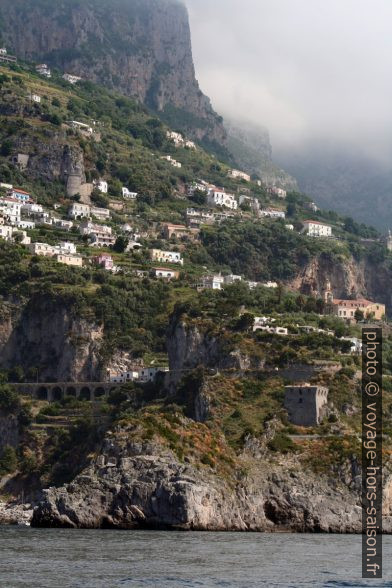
[194,273,278,291]
[166,131,196,150]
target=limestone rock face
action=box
[31,434,377,532]
[0,0,226,145]
[0,296,104,382]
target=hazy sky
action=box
[184,0,392,160]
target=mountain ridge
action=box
[0,0,227,149]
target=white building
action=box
[56,253,83,267]
[68,203,91,219]
[303,220,332,238]
[150,249,183,265]
[122,187,138,199]
[54,219,73,231]
[79,221,112,237]
[341,337,362,355]
[0,183,13,191]
[207,189,238,210]
[22,202,43,215]
[15,220,35,230]
[28,242,58,257]
[0,198,23,224]
[259,208,286,219]
[161,155,182,168]
[187,182,208,197]
[224,274,242,285]
[195,275,225,291]
[228,169,251,182]
[93,180,108,194]
[36,64,51,78]
[59,241,77,254]
[167,131,184,146]
[110,366,169,384]
[0,48,7,55]
[30,94,41,104]
[63,73,82,84]
[91,207,110,220]
[68,120,93,135]
[267,187,287,198]
[0,225,14,241]
[153,268,180,280]
[285,224,294,231]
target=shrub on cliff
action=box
[0,445,17,475]
[0,385,20,413]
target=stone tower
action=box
[324,280,334,304]
[284,385,329,426]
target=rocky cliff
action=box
[290,253,392,308]
[30,428,392,532]
[0,0,226,145]
[0,297,104,382]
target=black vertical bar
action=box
[362,327,382,579]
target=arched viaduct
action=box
[11,382,124,402]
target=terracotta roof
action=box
[303,220,330,225]
[332,299,378,308]
[13,188,30,195]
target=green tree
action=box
[113,235,129,253]
[0,445,17,475]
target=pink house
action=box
[94,254,114,270]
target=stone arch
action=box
[37,386,48,401]
[52,387,63,402]
[66,386,77,397]
[94,387,106,399]
[80,386,91,401]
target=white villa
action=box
[303,220,332,238]
[207,188,238,210]
[63,73,82,84]
[228,169,251,182]
[153,268,180,280]
[195,275,225,291]
[150,249,184,265]
[0,198,23,224]
[122,187,138,199]
[36,64,51,78]
[161,155,182,168]
[68,203,91,219]
[93,180,108,194]
[259,208,286,219]
[110,366,169,384]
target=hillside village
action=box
[0,6,391,535]
[0,52,388,390]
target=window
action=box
[298,398,303,404]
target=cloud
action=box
[184,0,392,160]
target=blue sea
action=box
[1,528,391,587]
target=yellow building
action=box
[332,299,385,321]
[56,254,83,267]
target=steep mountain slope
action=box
[0,0,226,148]
[276,141,392,230]
[225,119,297,190]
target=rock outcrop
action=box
[290,253,392,308]
[0,0,226,145]
[31,430,386,532]
[167,319,265,385]
[0,296,104,382]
